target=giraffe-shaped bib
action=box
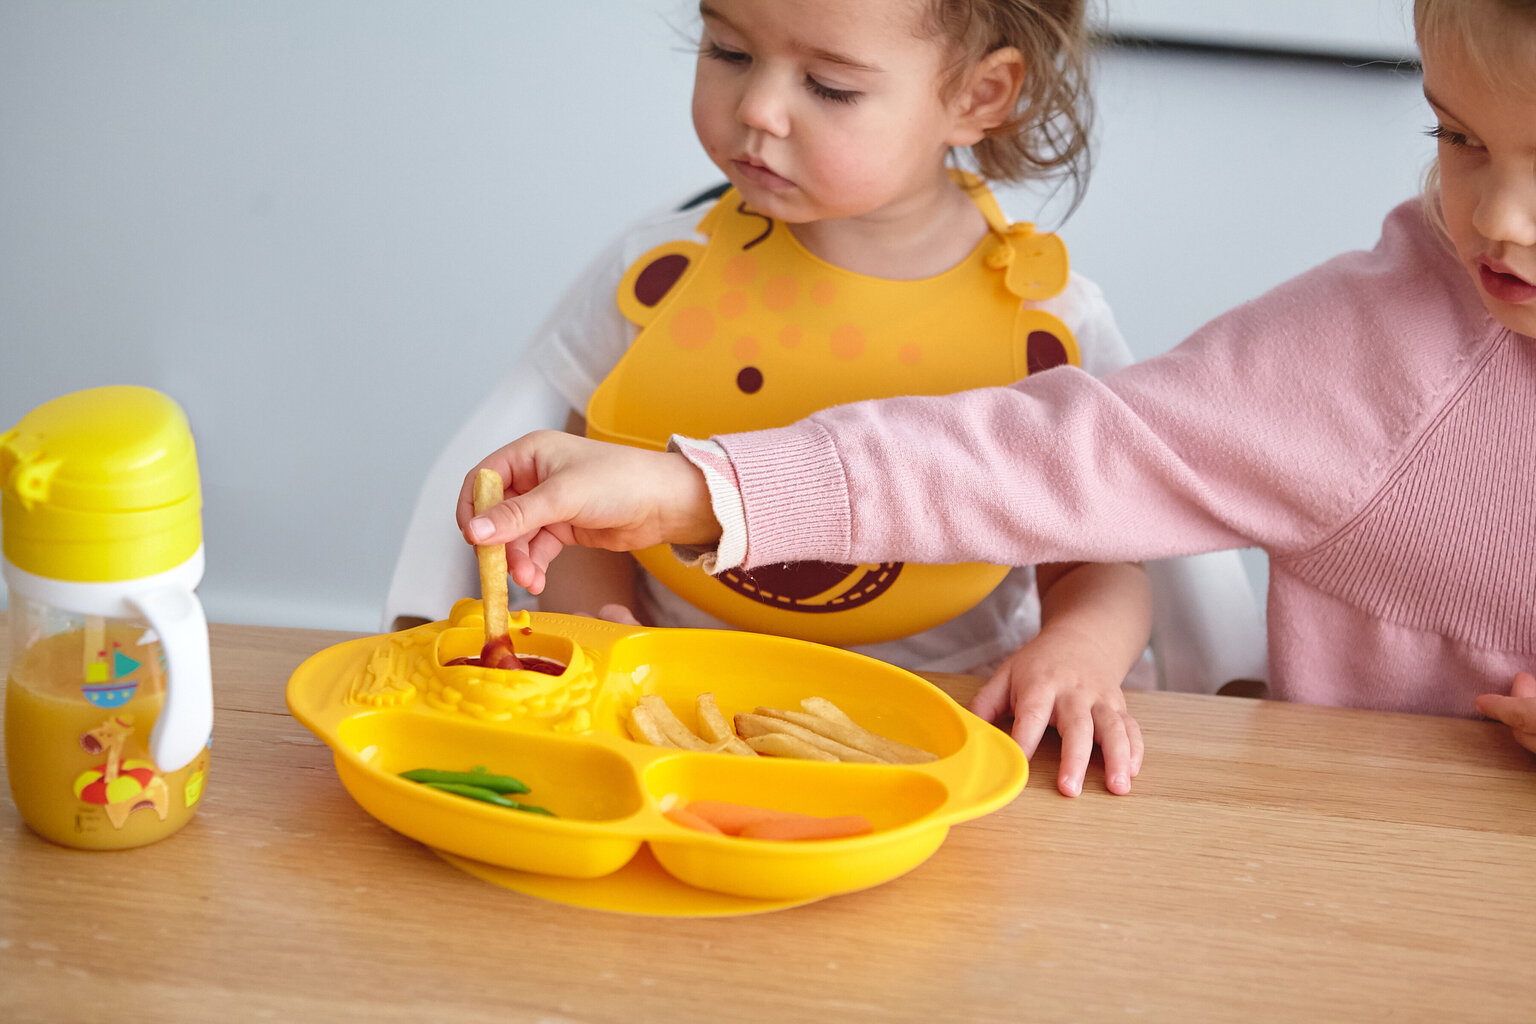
[587,181,1079,646]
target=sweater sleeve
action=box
[713,201,1484,571]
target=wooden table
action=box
[3,618,1534,1023]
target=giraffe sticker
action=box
[73,713,170,829]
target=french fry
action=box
[735,712,887,764]
[695,693,757,757]
[625,704,674,747]
[472,468,510,646]
[639,695,713,751]
[796,697,937,764]
[742,732,840,762]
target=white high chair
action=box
[384,365,566,633]
[382,365,1268,695]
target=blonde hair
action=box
[1415,0,1536,232]
[924,0,1094,204]
[1415,0,1536,88]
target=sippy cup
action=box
[2,385,213,849]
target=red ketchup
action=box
[445,634,564,675]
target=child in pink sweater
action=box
[460,0,1536,774]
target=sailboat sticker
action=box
[81,641,143,708]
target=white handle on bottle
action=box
[130,585,213,772]
[3,548,213,773]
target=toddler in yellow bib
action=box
[496,0,1158,797]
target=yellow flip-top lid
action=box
[1,385,202,582]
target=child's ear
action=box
[946,46,1026,147]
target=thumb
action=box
[1512,671,1536,699]
[463,486,565,548]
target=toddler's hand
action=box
[1474,671,1536,755]
[457,431,721,594]
[595,603,642,626]
[970,632,1143,797]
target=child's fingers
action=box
[597,603,642,625]
[457,451,521,532]
[1055,706,1093,797]
[1092,704,1135,795]
[464,489,551,548]
[1512,671,1536,699]
[504,545,547,595]
[1473,694,1536,753]
[457,432,577,542]
[1126,713,1145,777]
[525,530,567,577]
[1007,693,1055,759]
[1475,693,1536,731]
[969,672,1012,726]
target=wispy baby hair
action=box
[926,0,1094,203]
[1415,0,1536,90]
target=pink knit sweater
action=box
[706,201,1536,717]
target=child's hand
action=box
[970,629,1144,797]
[457,431,721,594]
[595,603,642,626]
[1474,671,1536,754]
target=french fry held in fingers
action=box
[733,712,887,764]
[795,697,937,764]
[471,468,521,669]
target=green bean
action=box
[420,781,555,816]
[399,766,529,794]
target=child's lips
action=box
[1478,260,1536,304]
[733,157,794,191]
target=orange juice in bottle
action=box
[2,386,212,849]
[6,617,209,848]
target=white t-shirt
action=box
[527,193,1144,675]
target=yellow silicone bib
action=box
[587,181,1078,645]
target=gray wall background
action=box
[0,1,1432,631]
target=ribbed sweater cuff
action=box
[667,436,747,573]
[713,422,851,567]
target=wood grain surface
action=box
[3,617,1533,1023]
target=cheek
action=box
[805,108,945,192]
[1435,159,1479,246]
[795,130,884,196]
[691,72,728,155]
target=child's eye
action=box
[702,41,750,66]
[807,76,859,105]
[1424,124,1483,149]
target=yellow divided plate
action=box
[286,600,1026,912]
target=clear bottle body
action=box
[5,591,210,849]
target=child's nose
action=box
[1474,169,1536,248]
[736,72,791,138]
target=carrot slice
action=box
[683,799,873,841]
[736,814,873,841]
[682,799,776,833]
[663,806,725,834]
